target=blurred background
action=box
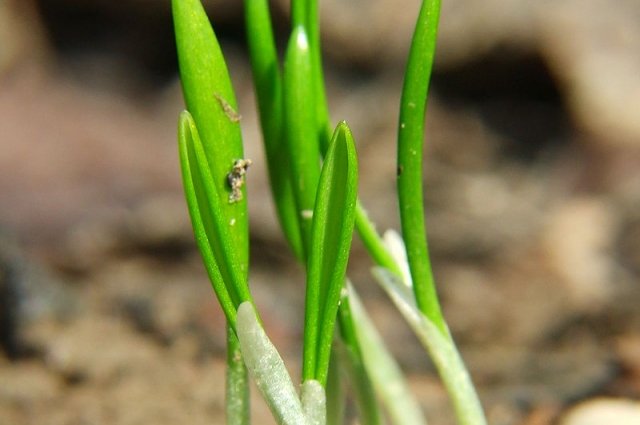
[1,0,640,424]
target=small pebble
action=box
[560,398,640,425]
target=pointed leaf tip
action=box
[303,121,359,385]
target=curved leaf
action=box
[396,0,444,331]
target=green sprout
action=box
[172,0,488,424]
[302,122,358,386]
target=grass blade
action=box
[178,112,242,325]
[244,0,305,259]
[396,0,444,331]
[178,112,251,308]
[304,122,358,385]
[291,0,307,29]
[304,0,331,153]
[173,0,249,284]
[283,26,322,257]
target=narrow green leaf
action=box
[372,268,487,425]
[173,0,249,284]
[397,0,444,331]
[291,0,332,154]
[346,283,428,425]
[291,0,307,29]
[244,0,304,259]
[236,302,308,425]
[226,324,250,425]
[178,111,237,325]
[304,0,332,154]
[283,26,322,257]
[304,122,358,385]
[178,112,251,316]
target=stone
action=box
[560,398,640,425]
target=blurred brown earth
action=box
[1,0,640,424]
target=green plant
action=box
[173,0,487,423]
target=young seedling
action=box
[173,0,487,423]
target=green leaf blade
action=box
[283,26,322,258]
[173,0,249,283]
[192,127,252,304]
[304,121,359,386]
[178,111,238,325]
[244,0,305,259]
[291,0,307,29]
[301,0,331,155]
[396,0,444,331]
